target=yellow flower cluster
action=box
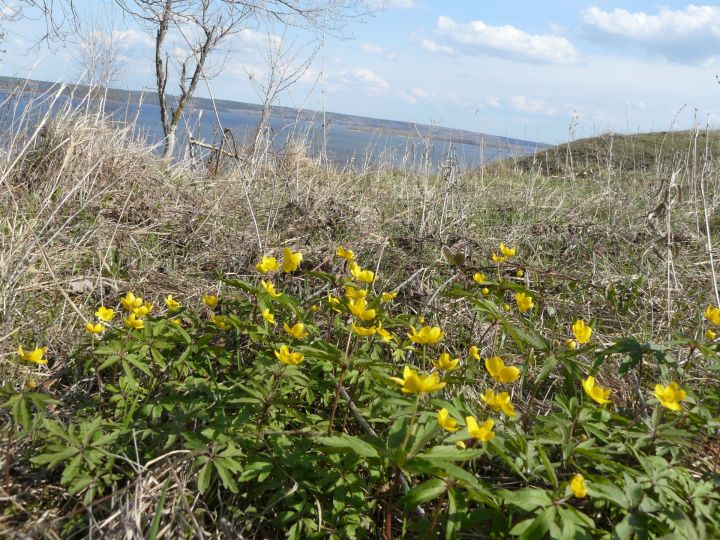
[120,292,154,329]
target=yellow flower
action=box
[327,294,341,310]
[432,352,460,371]
[345,286,367,301]
[705,329,717,340]
[260,280,281,298]
[284,322,309,340]
[469,345,480,360]
[455,440,467,449]
[572,319,592,344]
[274,345,304,366]
[407,325,444,345]
[571,474,587,498]
[481,287,490,295]
[516,269,524,278]
[485,356,520,383]
[336,245,355,261]
[133,301,153,318]
[654,382,686,411]
[437,408,459,432]
[85,322,105,335]
[256,255,280,273]
[515,292,534,313]
[165,295,181,311]
[124,313,145,330]
[349,261,375,284]
[381,291,398,303]
[566,339,579,350]
[210,315,231,330]
[473,272,486,284]
[203,294,219,308]
[17,345,47,365]
[262,308,275,325]
[169,318,182,326]
[352,323,376,337]
[465,416,495,442]
[705,305,720,325]
[375,323,394,342]
[348,297,376,322]
[481,389,516,416]
[500,243,516,257]
[95,306,115,322]
[310,304,319,313]
[281,247,303,273]
[389,366,446,394]
[491,253,507,263]
[582,376,611,405]
[503,303,511,312]
[120,292,143,312]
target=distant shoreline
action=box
[0,75,550,152]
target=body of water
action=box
[2,87,546,169]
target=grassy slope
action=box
[1,108,719,535]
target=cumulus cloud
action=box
[425,15,580,64]
[509,96,558,116]
[581,5,720,63]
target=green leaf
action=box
[501,488,553,512]
[197,462,212,494]
[535,355,559,384]
[502,319,550,351]
[517,507,556,540]
[147,478,170,540]
[446,488,463,539]
[416,446,485,461]
[317,434,381,459]
[399,478,447,507]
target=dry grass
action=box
[1,88,719,536]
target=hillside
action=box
[0,98,718,538]
[512,130,720,176]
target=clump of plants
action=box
[4,243,719,538]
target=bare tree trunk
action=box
[155,0,173,158]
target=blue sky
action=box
[2,0,719,143]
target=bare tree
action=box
[247,21,319,160]
[1,0,80,44]
[75,19,126,91]
[115,0,367,159]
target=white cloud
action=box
[581,5,720,62]
[419,38,454,54]
[225,61,265,81]
[112,29,154,49]
[338,68,390,95]
[509,95,558,116]
[234,28,282,50]
[81,29,154,51]
[368,0,419,9]
[360,43,385,54]
[428,15,580,64]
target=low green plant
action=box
[4,245,719,538]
